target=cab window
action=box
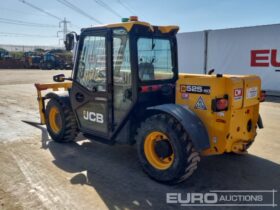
[76,36,106,92]
[137,38,174,81]
[113,29,132,125]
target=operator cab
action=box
[64,17,179,143]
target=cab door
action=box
[70,30,112,138]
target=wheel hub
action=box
[144,131,174,170]
[154,139,173,159]
[49,106,62,133]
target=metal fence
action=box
[0,44,63,52]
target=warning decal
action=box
[234,88,243,101]
[194,96,207,110]
[181,93,189,99]
[246,87,258,99]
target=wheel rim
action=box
[49,106,62,133]
[144,131,174,170]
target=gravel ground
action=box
[0,70,279,210]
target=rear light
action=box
[260,90,266,102]
[140,85,162,93]
[212,95,229,112]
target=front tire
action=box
[46,98,78,143]
[136,114,200,184]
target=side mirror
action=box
[64,33,74,51]
[53,74,65,82]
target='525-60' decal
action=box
[180,85,211,95]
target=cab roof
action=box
[107,21,179,33]
[85,19,179,34]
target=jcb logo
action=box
[83,110,104,124]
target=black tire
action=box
[136,113,200,184]
[45,98,79,143]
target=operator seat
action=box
[139,62,155,81]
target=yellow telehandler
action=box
[35,16,264,184]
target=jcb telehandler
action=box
[35,16,264,184]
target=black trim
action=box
[135,36,177,84]
[129,25,178,87]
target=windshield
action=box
[137,37,174,81]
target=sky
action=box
[1,0,280,46]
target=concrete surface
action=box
[0,70,279,210]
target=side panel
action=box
[70,82,110,138]
[148,104,210,152]
[76,101,108,133]
[176,74,260,155]
[177,74,228,155]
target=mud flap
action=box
[148,104,210,152]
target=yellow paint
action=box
[34,82,72,124]
[176,73,261,156]
[144,131,174,170]
[49,106,61,133]
[105,21,179,33]
[158,26,179,33]
[231,141,250,154]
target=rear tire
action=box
[136,114,200,184]
[46,98,78,143]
